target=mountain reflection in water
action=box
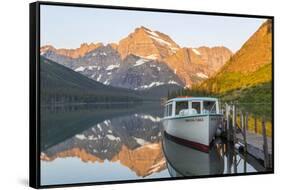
[40,103,263,186]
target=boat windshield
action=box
[164,103,173,117]
[166,99,218,117]
[203,101,217,114]
[191,102,201,114]
[175,101,189,115]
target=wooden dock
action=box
[236,132,272,165]
[222,103,272,169]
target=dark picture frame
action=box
[30,1,274,188]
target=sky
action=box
[40,5,266,53]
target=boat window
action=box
[175,101,189,115]
[191,102,201,114]
[168,104,173,116]
[203,101,216,114]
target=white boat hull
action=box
[163,114,223,147]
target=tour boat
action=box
[162,97,223,151]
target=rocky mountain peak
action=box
[163,46,232,87]
[40,42,103,59]
[40,45,55,54]
[117,26,180,60]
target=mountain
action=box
[117,26,180,60]
[199,20,272,94]
[71,45,122,84]
[117,26,232,86]
[41,43,102,59]
[193,46,233,72]
[109,54,184,90]
[42,44,184,91]
[41,26,232,89]
[164,47,232,87]
[40,56,145,104]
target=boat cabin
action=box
[164,97,220,118]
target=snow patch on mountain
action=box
[134,58,149,67]
[192,48,201,55]
[106,64,120,70]
[196,72,208,79]
[133,137,149,145]
[88,66,97,70]
[75,66,85,72]
[138,81,165,89]
[146,54,158,60]
[139,114,161,122]
[168,80,180,85]
[171,47,179,53]
[97,124,102,131]
[145,30,159,37]
[103,79,110,85]
[149,35,172,47]
[106,134,120,141]
[96,74,102,81]
[75,134,86,140]
[104,120,110,126]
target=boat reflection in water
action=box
[162,132,224,177]
[162,132,262,177]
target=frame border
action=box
[29,1,274,189]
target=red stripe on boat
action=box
[164,132,210,153]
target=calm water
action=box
[40,103,264,186]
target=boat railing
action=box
[209,103,217,114]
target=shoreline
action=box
[41,100,162,107]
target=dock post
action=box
[240,111,244,130]
[254,117,257,133]
[240,111,247,172]
[234,150,237,174]
[226,103,231,141]
[221,107,225,134]
[233,107,238,174]
[262,118,269,169]
[245,112,249,131]
[232,105,236,144]
[240,111,244,134]
[226,141,233,174]
[244,112,248,152]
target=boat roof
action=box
[166,97,218,104]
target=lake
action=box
[40,103,265,186]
